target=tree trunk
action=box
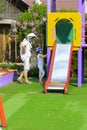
[15,37,17,60]
[9,43,11,61]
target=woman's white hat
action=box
[27,33,36,38]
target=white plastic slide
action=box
[51,44,71,82]
[45,43,72,93]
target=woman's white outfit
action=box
[20,38,32,71]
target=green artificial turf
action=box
[0,78,87,130]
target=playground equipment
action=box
[0,96,7,129]
[0,69,18,87]
[44,0,86,94]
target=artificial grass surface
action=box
[0,77,87,130]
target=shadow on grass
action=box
[70,78,77,83]
[29,77,47,83]
[47,89,64,94]
[70,78,87,87]
[69,83,77,87]
[69,78,77,87]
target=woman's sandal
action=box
[25,81,32,84]
[17,78,23,84]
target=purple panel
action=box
[82,49,84,83]
[78,47,82,87]
[78,0,85,44]
[47,47,51,76]
[47,0,51,77]
[0,71,18,87]
[78,0,85,87]
[47,0,51,13]
[52,0,56,12]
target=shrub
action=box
[0,63,23,74]
[0,63,47,77]
[28,66,39,77]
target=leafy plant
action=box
[9,4,47,45]
[0,1,4,14]
[0,63,47,77]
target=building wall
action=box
[22,0,86,13]
[56,0,78,10]
[1,0,27,20]
[0,0,28,62]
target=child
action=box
[36,47,47,85]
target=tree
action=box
[0,1,4,15]
[9,4,47,61]
[0,1,5,62]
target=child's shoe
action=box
[40,81,45,85]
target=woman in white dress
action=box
[18,33,36,84]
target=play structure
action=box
[0,69,17,128]
[44,0,86,94]
[0,69,18,87]
[0,96,7,128]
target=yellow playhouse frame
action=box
[47,12,82,50]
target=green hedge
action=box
[0,63,46,77]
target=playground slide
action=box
[44,43,72,94]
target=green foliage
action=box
[18,4,46,22]
[57,9,77,12]
[0,55,3,62]
[28,64,47,77]
[0,63,23,73]
[0,63,45,77]
[31,4,47,21]
[0,63,11,69]
[0,2,4,14]
[18,11,33,22]
[85,15,87,21]
[71,51,78,78]
[9,3,47,48]
[28,66,39,77]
